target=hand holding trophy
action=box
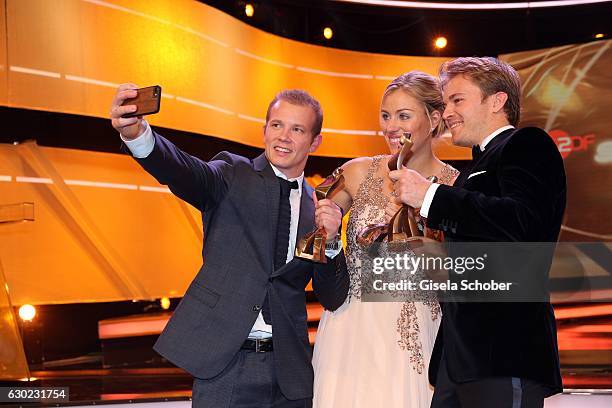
[357,132,437,247]
[295,168,345,263]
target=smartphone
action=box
[121,85,162,118]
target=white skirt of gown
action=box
[313,298,439,408]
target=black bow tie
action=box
[472,145,483,160]
[278,177,299,191]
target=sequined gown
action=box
[313,156,459,408]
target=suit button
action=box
[253,305,262,312]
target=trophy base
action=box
[294,229,327,263]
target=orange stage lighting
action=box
[160,297,171,310]
[323,27,333,40]
[18,304,36,322]
[435,36,448,49]
[245,3,254,18]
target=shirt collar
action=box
[480,125,515,151]
[269,163,304,195]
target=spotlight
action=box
[594,33,604,39]
[323,27,333,40]
[434,37,448,49]
[245,3,254,18]
[19,304,36,322]
[160,297,171,310]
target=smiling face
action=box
[380,89,439,155]
[442,74,501,147]
[263,100,322,178]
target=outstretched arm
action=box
[110,84,232,211]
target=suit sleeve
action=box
[132,131,234,212]
[427,128,566,241]
[311,250,350,311]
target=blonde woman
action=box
[313,71,459,408]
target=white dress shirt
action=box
[121,120,155,158]
[419,125,515,218]
[248,164,304,338]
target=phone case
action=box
[121,85,162,118]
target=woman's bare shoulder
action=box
[339,157,377,196]
[341,156,373,173]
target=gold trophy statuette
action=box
[295,167,345,263]
[357,132,437,248]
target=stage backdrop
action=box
[501,40,612,244]
[0,0,467,160]
[0,0,609,306]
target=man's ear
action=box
[491,92,508,114]
[309,134,322,153]
[430,110,442,130]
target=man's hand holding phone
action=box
[110,83,161,140]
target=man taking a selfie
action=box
[110,84,349,408]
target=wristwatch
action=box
[325,234,342,251]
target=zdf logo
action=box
[548,130,595,159]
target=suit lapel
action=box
[297,182,316,240]
[253,153,279,274]
[456,128,516,188]
[271,181,315,279]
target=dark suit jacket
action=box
[131,132,350,400]
[426,127,566,396]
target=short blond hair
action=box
[439,57,521,126]
[265,89,323,138]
